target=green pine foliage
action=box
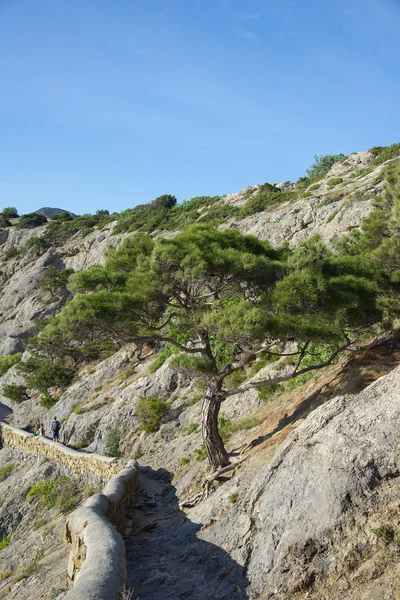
[2,384,29,403]
[0,353,22,376]
[135,396,169,433]
[239,184,296,217]
[38,266,74,296]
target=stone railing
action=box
[0,422,121,479]
[64,460,138,600]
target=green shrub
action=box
[194,444,207,462]
[217,413,232,441]
[306,154,346,182]
[50,588,68,599]
[17,212,47,229]
[327,177,343,189]
[18,357,75,392]
[351,167,370,179]
[327,207,341,223]
[25,236,50,254]
[2,383,29,403]
[369,143,400,165]
[180,457,189,466]
[258,384,281,402]
[38,265,74,296]
[182,423,199,436]
[0,464,15,482]
[148,344,176,373]
[0,353,22,376]
[4,246,21,260]
[135,396,169,433]
[27,477,80,513]
[0,214,11,227]
[104,428,121,457]
[40,392,59,409]
[239,184,295,218]
[114,194,228,234]
[0,533,11,551]
[2,207,18,218]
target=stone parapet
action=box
[64,460,138,600]
[0,422,121,479]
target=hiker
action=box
[34,419,41,437]
[50,416,61,442]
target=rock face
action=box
[192,365,400,599]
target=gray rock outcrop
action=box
[192,364,400,598]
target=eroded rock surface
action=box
[188,364,400,599]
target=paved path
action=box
[125,467,249,600]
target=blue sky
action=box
[0,0,399,215]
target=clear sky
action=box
[0,0,399,215]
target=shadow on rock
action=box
[0,401,12,422]
[125,466,249,600]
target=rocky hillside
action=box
[0,148,396,357]
[1,145,400,600]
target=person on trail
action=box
[34,419,41,437]
[50,416,61,441]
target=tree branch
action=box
[223,339,355,398]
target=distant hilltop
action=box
[34,207,77,218]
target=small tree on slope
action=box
[30,224,389,470]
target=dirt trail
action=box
[125,466,249,600]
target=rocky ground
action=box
[0,448,73,600]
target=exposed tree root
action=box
[180,457,247,508]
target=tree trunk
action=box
[201,378,230,470]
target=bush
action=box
[0,214,11,227]
[217,413,232,441]
[50,588,68,599]
[327,177,343,189]
[182,423,199,436]
[0,353,22,376]
[40,392,59,409]
[4,246,21,260]
[26,476,80,513]
[369,143,400,165]
[105,428,121,457]
[0,464,14,482]
[239,184,294,218]
[18,357,75,392]
[38,265,74,296]
[2,383,29,403]
[25,236,50,254]
[2,207,18,218]
[306,154,346,182]
[194,444,207,462]
[0,533,11,551]
[135,396,168,433]
[17,212,47,229]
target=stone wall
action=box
[64,460,138,600]
[0,422,121,479]
[0,422,139,600]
